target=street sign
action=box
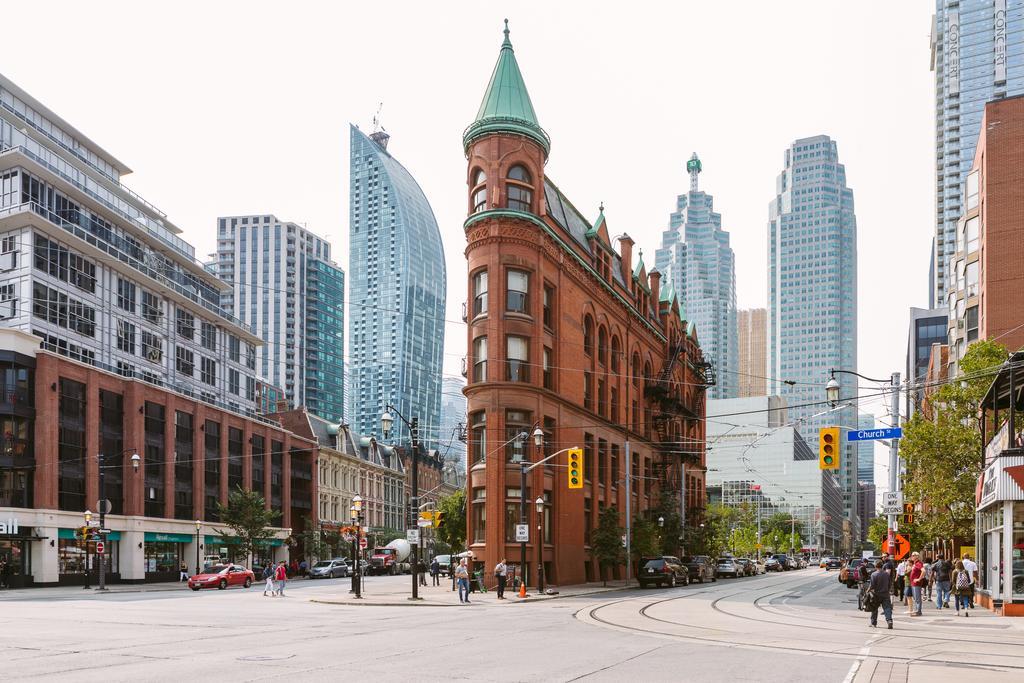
[417,517,433,527]
[95,541,105,555]
[848,427,903,442]
[406,528,420,544]
[881,491,904,515]
[515,524,529,542]
[98,528,112,535]
[882,533,911,560]
[359,537,367,549]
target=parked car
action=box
[786,556,799,570]
[764,556,782,572]
[770,554,792,571]
[638,556,690,588]
[843,558,864,588]
[188,564,254,591]
[824,556,843,571]
[308,559,349,579]
[797,557,808,569]
[734,558,756,576]
[682,555,717,583]
[716,557,742,578]
[433,555,452,576]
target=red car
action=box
[188,564,254,591]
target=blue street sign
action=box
[847,427,902,442]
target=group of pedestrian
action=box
[262,561,289,597]
[862,550,978,628]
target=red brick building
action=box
[462,24,709,586]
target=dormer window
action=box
[471,169,487,213]
[506,165,533,212]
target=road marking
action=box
[842,634,880,683]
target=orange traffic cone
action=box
[519,580,527,598]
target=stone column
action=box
[121,530,145,583]
[33,356,59,510]
[31,526,60,586]
[85,371,100,511]
[123,381,144,517]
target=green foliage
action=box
[763,512,805,540]
[630,516,660,560]
[902,339,1007,541]
[214,486,280,568]
[435,489,467,553]
[592,506,624,585]
[294,515,329,561]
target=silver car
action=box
[308,559,349,579]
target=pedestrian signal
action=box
[567,447,583,489]
[902,503,914,525]
[819,427,840,470]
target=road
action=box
[2,569,1022,681]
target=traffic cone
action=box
[519,580,527,598]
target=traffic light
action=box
[903,503,914,525]
[78,526,90,541]
[567,447,583,489]
[434,510,444,528]
[818,427,840,470]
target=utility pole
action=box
[887,372,901,553]
[624,441,632,585]
[97,453,107,592]
[410,416,420,601]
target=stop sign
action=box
[96,541,105,554]
[359,537,367,549]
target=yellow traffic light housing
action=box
[567,447,583,489]
[434,510,444,528]
[819,427,840,470]
[903,503,914,525]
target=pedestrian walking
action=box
[274,560,288,597]
[922,556,933,602]
[908,552,924,616]
[299,559,308,577]
[430,558,440,586]
[179,561,189,582]
[881,553,895,597]
[262,563,275,596]
[455,558,471,604]
[289,559,299,578]
[932,555,952,609]
[895,558,908,606]
[494,558,507,600]
[0,558,8,589]
[962,554,978,608]
[866,560,893,629]
[418,559,428,587]
[952,559,971,616]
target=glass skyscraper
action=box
[654,153,737,399]
[768,135,858,531]
[857,413,874,484]
[930,0,1024,306]
[209,215,345,423]
[347,125,446,445]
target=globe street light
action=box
[381,405,422,600]
[194,520,202,576]
[825,377,840,407]
[535,496,545,593]
[82,510,92,590]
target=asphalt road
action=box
[2,569,1022,682]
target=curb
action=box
[309,584,636,608]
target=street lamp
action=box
[535,496,545,594]
[381,404,421,601]
[194,520,201,575]
[658,516,665,528]
[349,501,363,599]
[83,509,92,590]
[517,430,531,597]
[825,377,840,407]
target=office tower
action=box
[767,134,858,539]
[930,1,1024,306]
[347,125,446,444]
[857,483,876,545]
[655,153,738,398]
[439,376,467,474]
[737,308,767,397]
[705,397,845,554]
[906,306,947,416]
[210,215,345,423]
[857,413,874,484]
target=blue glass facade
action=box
[347,126,446,445]
[654,155,737,399]
[931,0,1024,306]
[768,135,858,527]
[305,259,345,423]
[858,413,874,484]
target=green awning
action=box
[144,532,194,544]
[58,529,121,541]
[205,535,283,547]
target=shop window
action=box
[144,542,182,573]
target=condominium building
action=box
[347,125,446,445]
[209,215,345,423]
[737,308,767,397]
[906,306,947,416]
[929,0,1024,306]
[440,376,467,475]
[767,134,858,530]
[655,153,737,399]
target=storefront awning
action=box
[143,532,193,544]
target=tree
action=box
[592,506,624,585]
[902,339,1007,541]
[214,485,280,568]
[630,516,660,560]
[763,512,804,541]
[294,515,328,562]
[436,490,466,553]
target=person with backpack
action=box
[932,555,952,609]
[866,560,893,629]
[262,563,275,596]
[857,559,874,611]
[952,559,971,616]
[962,554,978,608]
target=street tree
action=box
[435,489,466,553]
[294,515,328,563]
[630,516,660,560]
[592,505,624,585]
[214,485,280,568]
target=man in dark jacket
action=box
[932,556,952,609]
[881,553,896,597]
[868,560,893,629]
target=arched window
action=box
[506,165,533,212]
[643,361,652,384]
[610,336,621,373]
[597,326,608,366]
[583,315,594,356]
[471,168,487,213]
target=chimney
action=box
[649,269,661,317]
[618,233,634,282]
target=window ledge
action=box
[504,312,533,323]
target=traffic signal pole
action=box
[887,373,901,553]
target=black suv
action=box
[682,555,717,583]
[638,556,690,588]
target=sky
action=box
[2,0,936,489]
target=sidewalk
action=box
[0,580,191,600]
[310,579,634,607]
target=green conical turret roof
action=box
[463,20,550,155]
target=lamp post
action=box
[515,427,544,597]
[194,520,201,575]
[83,509,92,590]
[381,406,421,600]
[350,496,363,598]
[535,496,545,594]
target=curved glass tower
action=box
[347,125,446,445]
